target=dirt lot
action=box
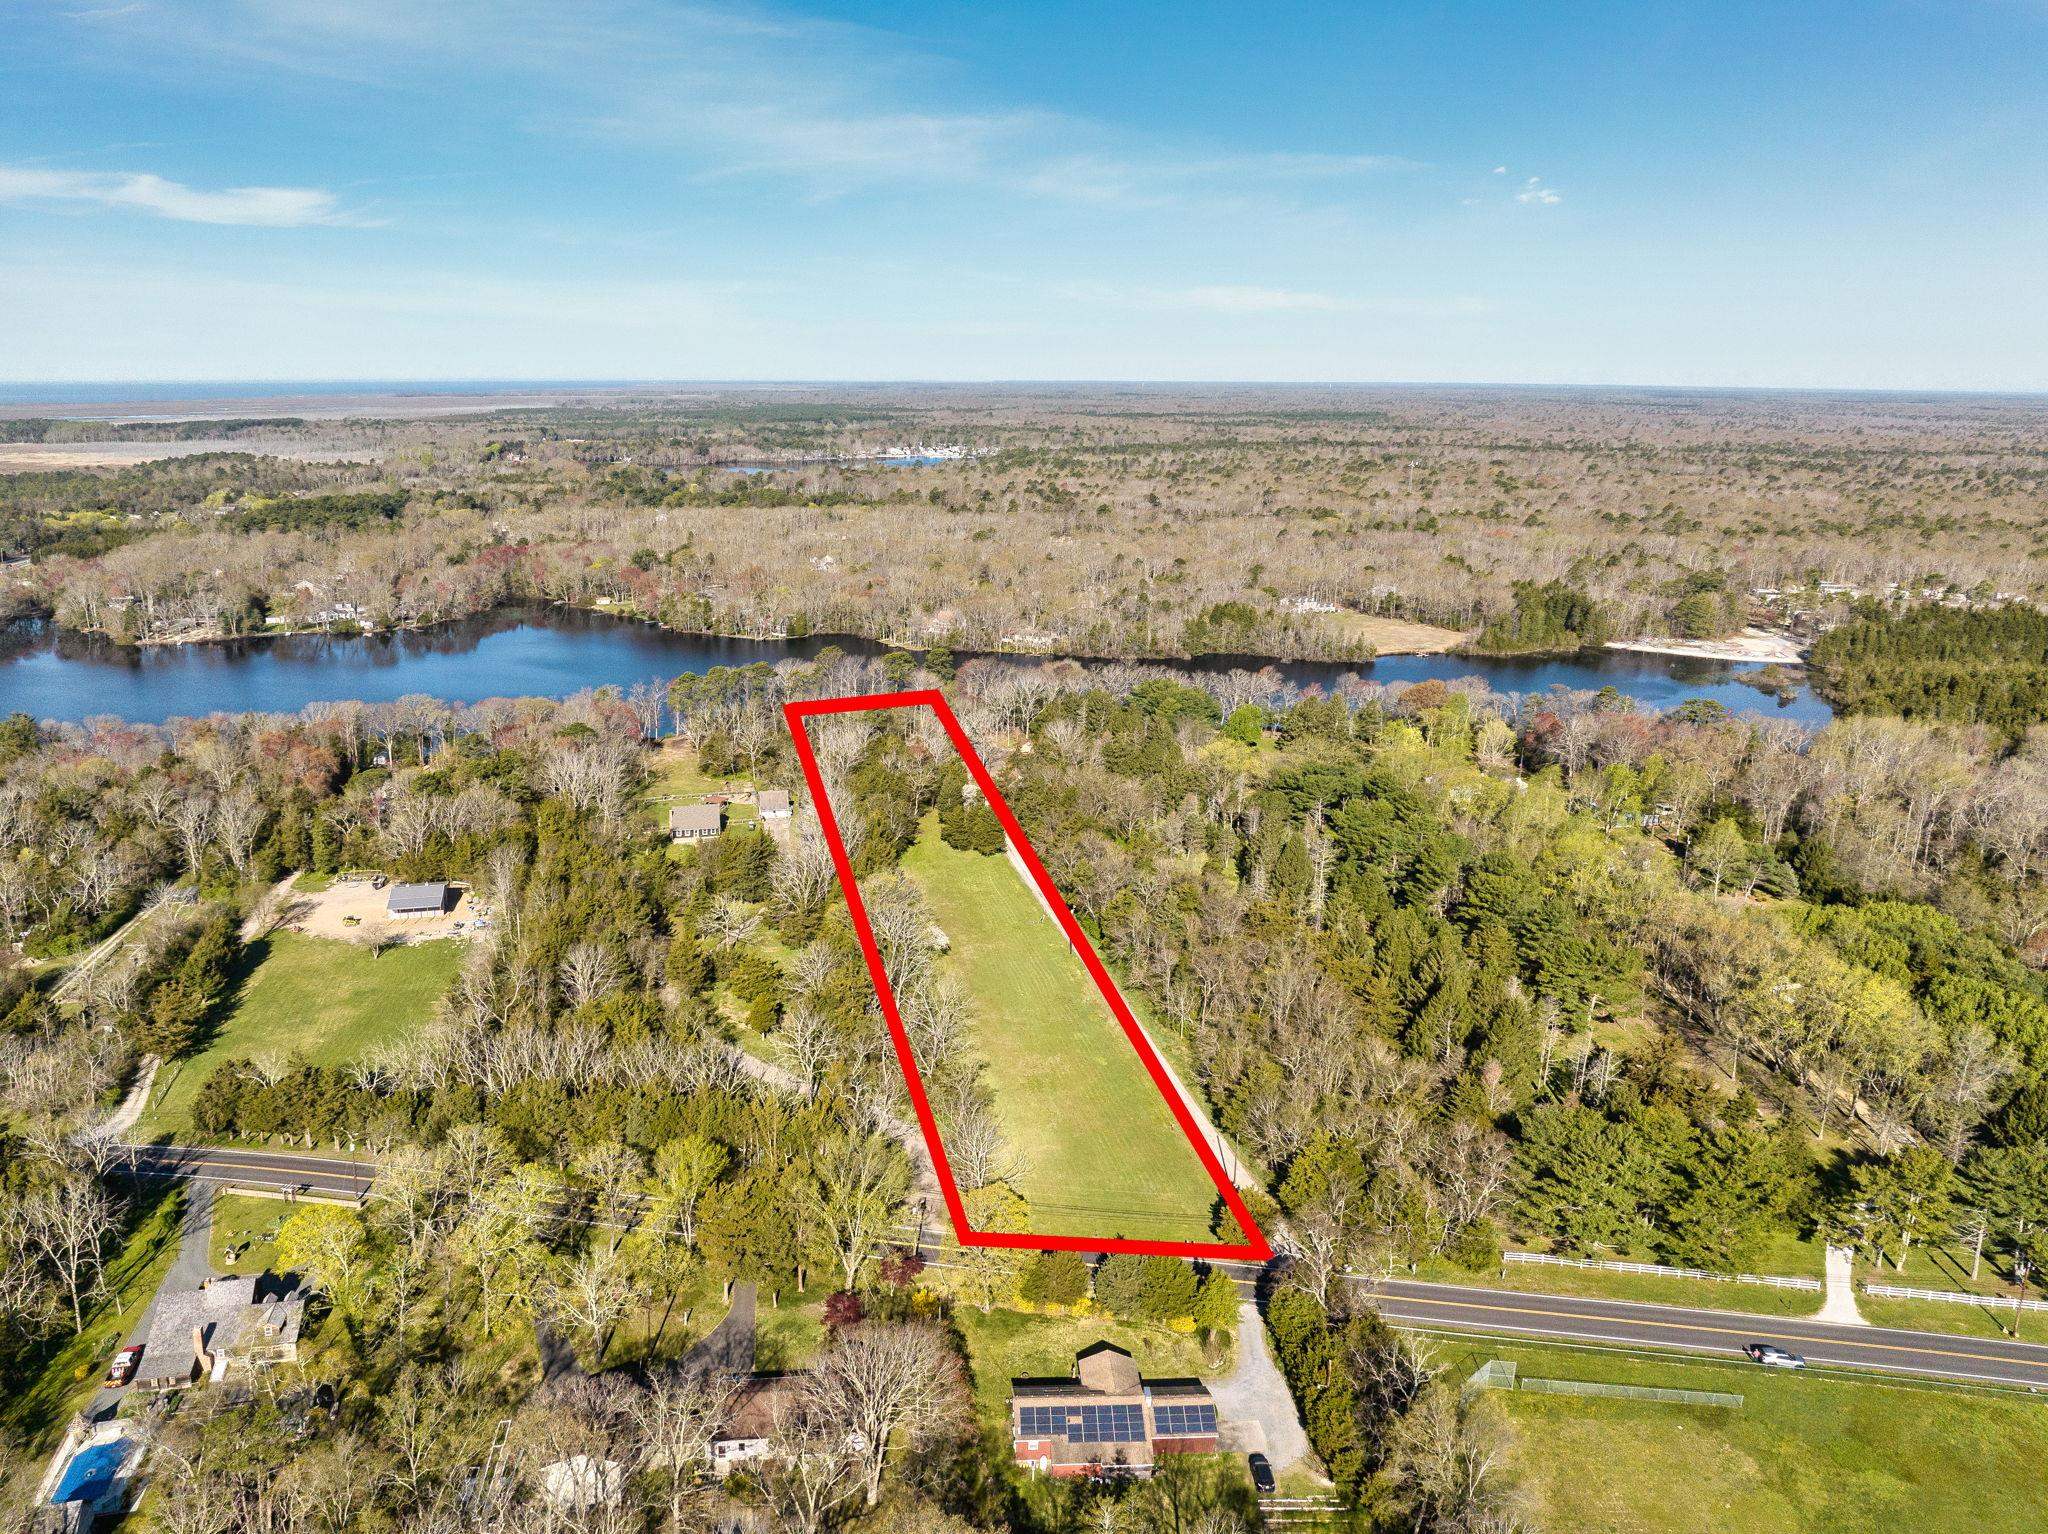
[1318,611,1473,654]
[280,877,478,943]
[0,441,378,472]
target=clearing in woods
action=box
[899,815,1225,1243]
[139,931,464,1138]
[787,691,1262,1257]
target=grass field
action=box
[1417,1232,1831,1319]
[897,815,1223,1243]
[643,745,757,833]
[139,931,464,1139]
[0,1188,183,1509]
[1435,1339,2048,1533]
[208,1192,288,1274]
[1314,610,1472,655]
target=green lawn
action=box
[1437,1339,2048,1533]
[898,816,1222,1243]
[1415,1256,1825,1319]
[140,931,464,1139]
[643,745,757,830]
[955,1306,1215,1433]
[1419,1231,1831,1319]
[0,1188,183,1509]
[208,1192,288,1274]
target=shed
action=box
[386,882,450,918]
[757,789,793,820]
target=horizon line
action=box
[4,376,2047,400]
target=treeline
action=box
[0,452,362,522]
[1472,581,1609,654]
[231,487,409,533]
[0,418,301,444]
[1811,604,2048,736]
[1268,1287,1519,1528]
[25,390,2043,669]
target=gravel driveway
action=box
[1208,1301,1317,1476]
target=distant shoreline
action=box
[1604,630,1808,666]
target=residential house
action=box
[756,789,793,822]
[132,1274,306,1392]
[670,803,725,842]
[711,1374,808,1476]
[1010,1344,1220,1479]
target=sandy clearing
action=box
[0,441,381,472]
[1318,612,1474,654]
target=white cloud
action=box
[1515,175,1562,206]
[0,165,361,226]
[1164,285,1356,314]
[61,1,1413,218]
[1492,165,1508,174]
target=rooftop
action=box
[386,881,450,915]
[133,1273,304,1388]
[670,803,723,834]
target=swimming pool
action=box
[53,1438,130,1505]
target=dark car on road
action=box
[1247,1452,1276,1494]
[1744,1342,1807,1369]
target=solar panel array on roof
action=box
[1016,1404,1147,1443]
[1077,1404,1145,1442]
[1152,1402,1218,1436]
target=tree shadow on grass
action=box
[185,935,270,1060]
[0,1184,183,1450]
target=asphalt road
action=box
[1199,1258,2048,1392]
[1354,1274,2048,1391]
[115,1143,377,1202]
[116,1145,2048,1392]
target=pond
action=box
[0,606,1831,727]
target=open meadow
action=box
[1438,1339,2048,1534]
[139,931,464,1139]
[898,816,1223,1244]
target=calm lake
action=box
[0,606,1832,727]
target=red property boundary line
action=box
[784,688,1271,1261]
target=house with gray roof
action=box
[132,1274,305,1392]
[670,803,724,842]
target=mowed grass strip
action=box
[897,815,1220,1243]
[141,931,464,1138]
[1441,1340,2048,1533]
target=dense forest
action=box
[1811,605,2048,736]
[5,386,2044,658]
[4,638,2048,1528]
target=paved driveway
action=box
[90,1190,213,1419]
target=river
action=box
[0,606,1831,727]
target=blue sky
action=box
[2,0,2043,387]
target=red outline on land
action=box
[784,689,1271,1261]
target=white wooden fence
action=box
[1502,1251,1823,1291]
[1862,1281,2048,1314]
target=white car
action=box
[1744,1342,1806,1369]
